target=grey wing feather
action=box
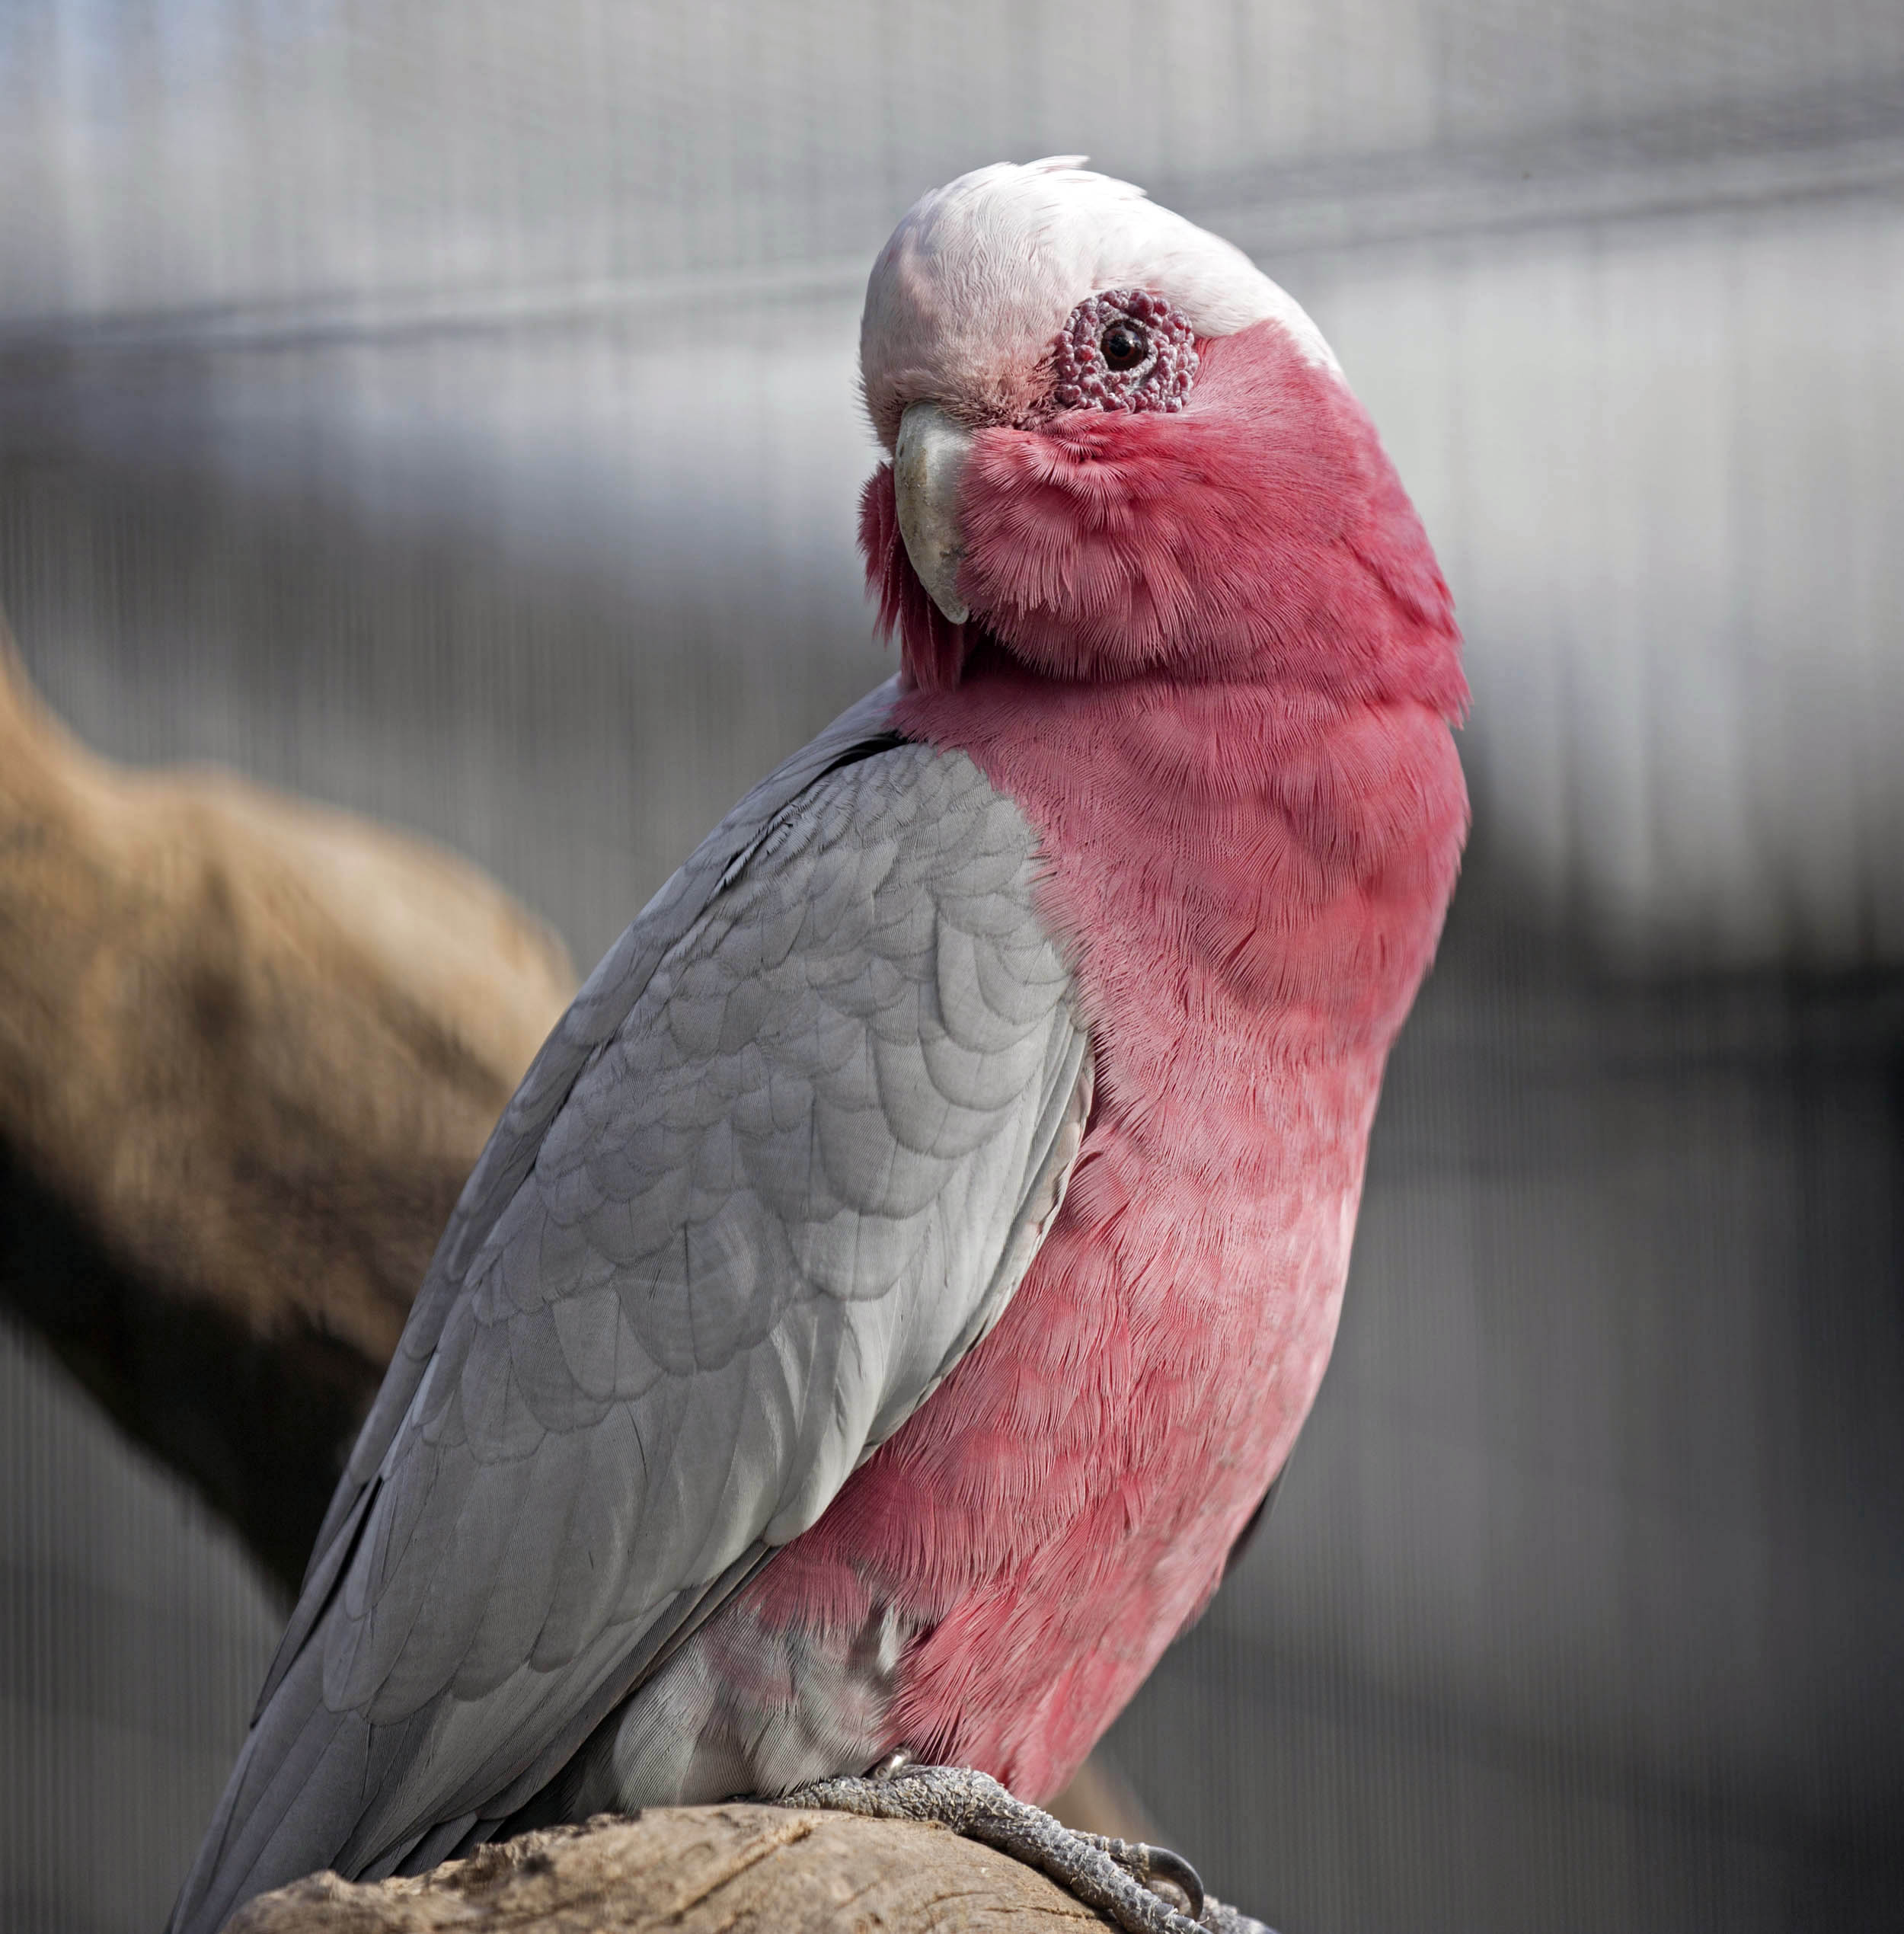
[169,683,1091,1934]
[302,680,912,1591]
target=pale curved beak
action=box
[892,401,973,624]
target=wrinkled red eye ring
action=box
[1046,289,1198,416]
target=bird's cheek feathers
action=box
[865,319,1451,695]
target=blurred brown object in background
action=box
[0,611,576,1590]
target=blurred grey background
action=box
[3,2,1902,1930]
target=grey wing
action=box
[306,680,917,1587]
[169,706,1091,1934]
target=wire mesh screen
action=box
[2,3,1902,1930]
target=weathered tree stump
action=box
[225,1807,1110,1933]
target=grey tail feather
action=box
[372,1811,479,1882]
[166,1651,364,1934]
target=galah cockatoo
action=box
[171,159,1467,1934]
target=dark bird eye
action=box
[1099,319,1148,371]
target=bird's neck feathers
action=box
[894,657,1470,1063]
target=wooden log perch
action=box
[225,1807,1112,1933]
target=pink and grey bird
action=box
[171,159,1467,1934]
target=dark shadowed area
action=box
[3,5,1902,1931]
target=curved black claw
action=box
[1078,1833,1206,1918]
[782,1763,1278,1934]
[1144,1846,1208,1916]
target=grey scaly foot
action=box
[782,1761,1276,1934]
